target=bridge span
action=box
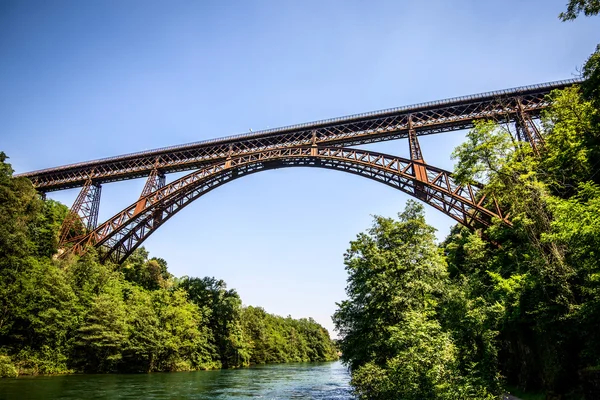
[16,78,582,263]
[19,79,580,192]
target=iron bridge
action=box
[16,78,582,263]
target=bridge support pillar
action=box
[516,99,543,156]
[224,145,233,169]
[59,178,102,247]
[140,167,166,198]
[310,131,318,156]
[134,167,166,215]
[408,116,428,201]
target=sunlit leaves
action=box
[559,0,600,21]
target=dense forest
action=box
[0,158,338,377]
[334,4,600,400]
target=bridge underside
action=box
[66,146,509,264]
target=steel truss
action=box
[515,99,544,155]
[66,147,509,263]
[140,167,166,198]
[58,179,102,246]
[19,79,581,192]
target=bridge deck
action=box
[17,78,582,192]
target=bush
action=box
[0,355,18,378]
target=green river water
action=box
[0,361,354,400]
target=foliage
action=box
[0,355,18,378]
[445,86,600,396]
[334,201,496,399]
[241,306,338,365]
[582,45,600,107]
[559,0,600,21]
[541,87,596,192]
[120,247,172,290]
[336,81,600,398]
[0,154,337,375]
[178,276,247,367]
[451,120,515,186]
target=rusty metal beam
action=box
[139,166,166,198]
[516,98,544,155]
[66,146,509,263]
[408,115,427,201]
[407,115,424,162]
[58,179,102,247]
[18,79,581,192]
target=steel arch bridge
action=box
[17,78,581,263]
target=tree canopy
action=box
[335,81,600,399]
[0,157,337,376]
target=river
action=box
[0,361,354,399]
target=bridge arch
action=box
[70,146,508,263]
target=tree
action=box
[447,83,600,396]
[74,287,128,372]
[120,247,172,290]
[178,276,248,367]
[0,152,44,268]
[334,202,493,399]
[559,0,600,20]
[541,87,596,191]
[334,201,448,369]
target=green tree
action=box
[334,202,448,369]
[74,286,128,372]
[447,83,600,396]
[150,288,216,371]
[541,87,596,192]
[178,277,249,367]
[559,0,600,20]
[334,202,493,399]
[544,182,600,368]
[120,247,172,290]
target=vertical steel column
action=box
[224,145,233,169]
[140,167,166,198]
[133,165,167,247]
[515,99,543,156]
[86,184,102,230]
[310,131,318,156]
[408,115,428,200]
[59,178,102,246]
[407,116,424,162]
[134,166,166,216]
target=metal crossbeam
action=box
[66,146,509,263]
[18,79,581,192]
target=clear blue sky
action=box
[1,0,598,336]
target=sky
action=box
[1,0,598,337]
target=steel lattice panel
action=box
[18,79,581,192]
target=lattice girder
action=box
[68,146,509,263]
[19,79,580,192]
[58,179,102,246]
[140,166,166,198]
